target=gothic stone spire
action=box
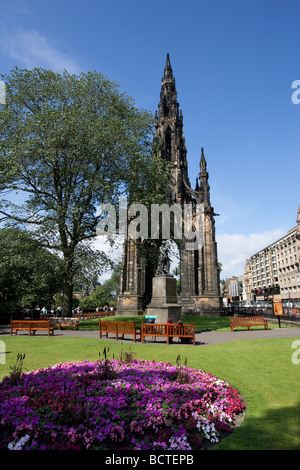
[154,54,189,203]
[163,53,174,83]
[199,147,210,205]
[158,53,178,121]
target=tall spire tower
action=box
[153,53,190,204]
[117,54,222,316]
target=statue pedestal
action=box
[116,292,144,316]
[146,274,182,324]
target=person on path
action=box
[167,318,173,344]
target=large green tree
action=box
[0,228,62,312]
[0,67,169,316]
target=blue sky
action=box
[0,0,299,279]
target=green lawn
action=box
[0,317,299,450]
[84,314,284,331]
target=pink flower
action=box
[0,358,244,450]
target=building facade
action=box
[117,55,222,316]
[225,276,244,304]
[245,206,300,303]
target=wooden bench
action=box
[49,317,79,330]
[229,316,269,332]
[99,320,141,342]
[141,323,195,345]
[10,320,54,336]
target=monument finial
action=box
[200,147,207,173]
[163,53,174,82]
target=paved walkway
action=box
[1,324,300,346]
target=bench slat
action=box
[99,321,140,342]
[141,323,195,345]
[229,316,269,331]
[10,320,54,336]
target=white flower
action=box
[8,434,30,450]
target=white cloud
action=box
[92,235,123,283]
[0,28,81,74]
[216,228,287,279]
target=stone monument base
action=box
[146,304,182,324]
[145,274,182,323]
[179,294,222,316]
[116,292,144,316]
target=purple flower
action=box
[0,358,244,450]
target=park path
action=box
[1,324,300,346]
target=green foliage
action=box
[171,354,190,384]
[96,347,116,380]
[54,294,79,309]
[0,67,167,316]
[119,345,136,364]
[8,353,26,385]
[79,286,110,310]
[100,263,122,299]
[0,228,63,311]
[79,263,122,309]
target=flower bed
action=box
[0,357,245,450]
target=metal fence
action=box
[223,304,300,322]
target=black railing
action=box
[223,305,300,322]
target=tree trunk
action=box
[62,258,74,317]
[62,279,73,317]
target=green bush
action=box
[79,287,110,310]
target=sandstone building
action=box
[245,206,300,303]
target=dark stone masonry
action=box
[117,54,222,316]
